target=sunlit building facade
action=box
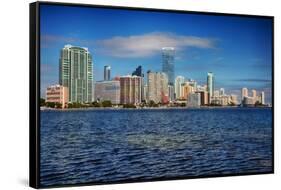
[59,44,93,103]
[120,75,142,105]
[46,84,68,108]
[147,71,169,103]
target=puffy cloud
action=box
[96,32,216,58]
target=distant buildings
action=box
[104,65,111,81]
[241,87,265,106]
[207,72,214,104]
[147,71,169,103]
[94,80,120,104]
[175,76,185,99]
[162,47,175,86]
[46,85,68,108]
[120,75,142,105]
[43,44,269,108]
[59,45,93,103]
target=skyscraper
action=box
[175,76,185,99]
[147,71,169,103]
[104,65,111,81]
[120,75,142,105]
[207,72,214,103]
[162,47,175,86]
[261,91,265,105]
[59,45,93,103]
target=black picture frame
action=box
[30,1,274,189]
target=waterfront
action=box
[40,108,272,186]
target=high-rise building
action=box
[162,47,175,85]
[104,65,111,81]
[46,84,68,108]
[59,45,93,103]
[120,75,142,105]
[94,80,120,104]
[147,71,169,103]
[261,91,265,105]
[207,72,214,103]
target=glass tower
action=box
[162,47,175,86]
[104,65,111,81]
[59,44,93,103]
[207,72,214,102]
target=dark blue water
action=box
[40,108,272,187]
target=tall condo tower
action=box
[104,65,111,81]
[162,47,175,86]
[59,44,93,103]
[207,72,214,103]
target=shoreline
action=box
[40,106,272,111]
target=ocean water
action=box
[40,108,273,187]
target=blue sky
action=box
[40,4,273,103]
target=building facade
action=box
[181,82,194,100]
[187,93,201,107]
[94,80,120,104]
[147,71,169,103]
[162,47,175,86]
[175,76,185,99]
[196,91,208,105]
[59,45,93,103]
[46,85,68,108]
[120,75,142,105]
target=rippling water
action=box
[40,108,272,187]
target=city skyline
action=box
[40,4,272,103]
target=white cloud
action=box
[96,32,216,58]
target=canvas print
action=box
[39,3,273,187]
